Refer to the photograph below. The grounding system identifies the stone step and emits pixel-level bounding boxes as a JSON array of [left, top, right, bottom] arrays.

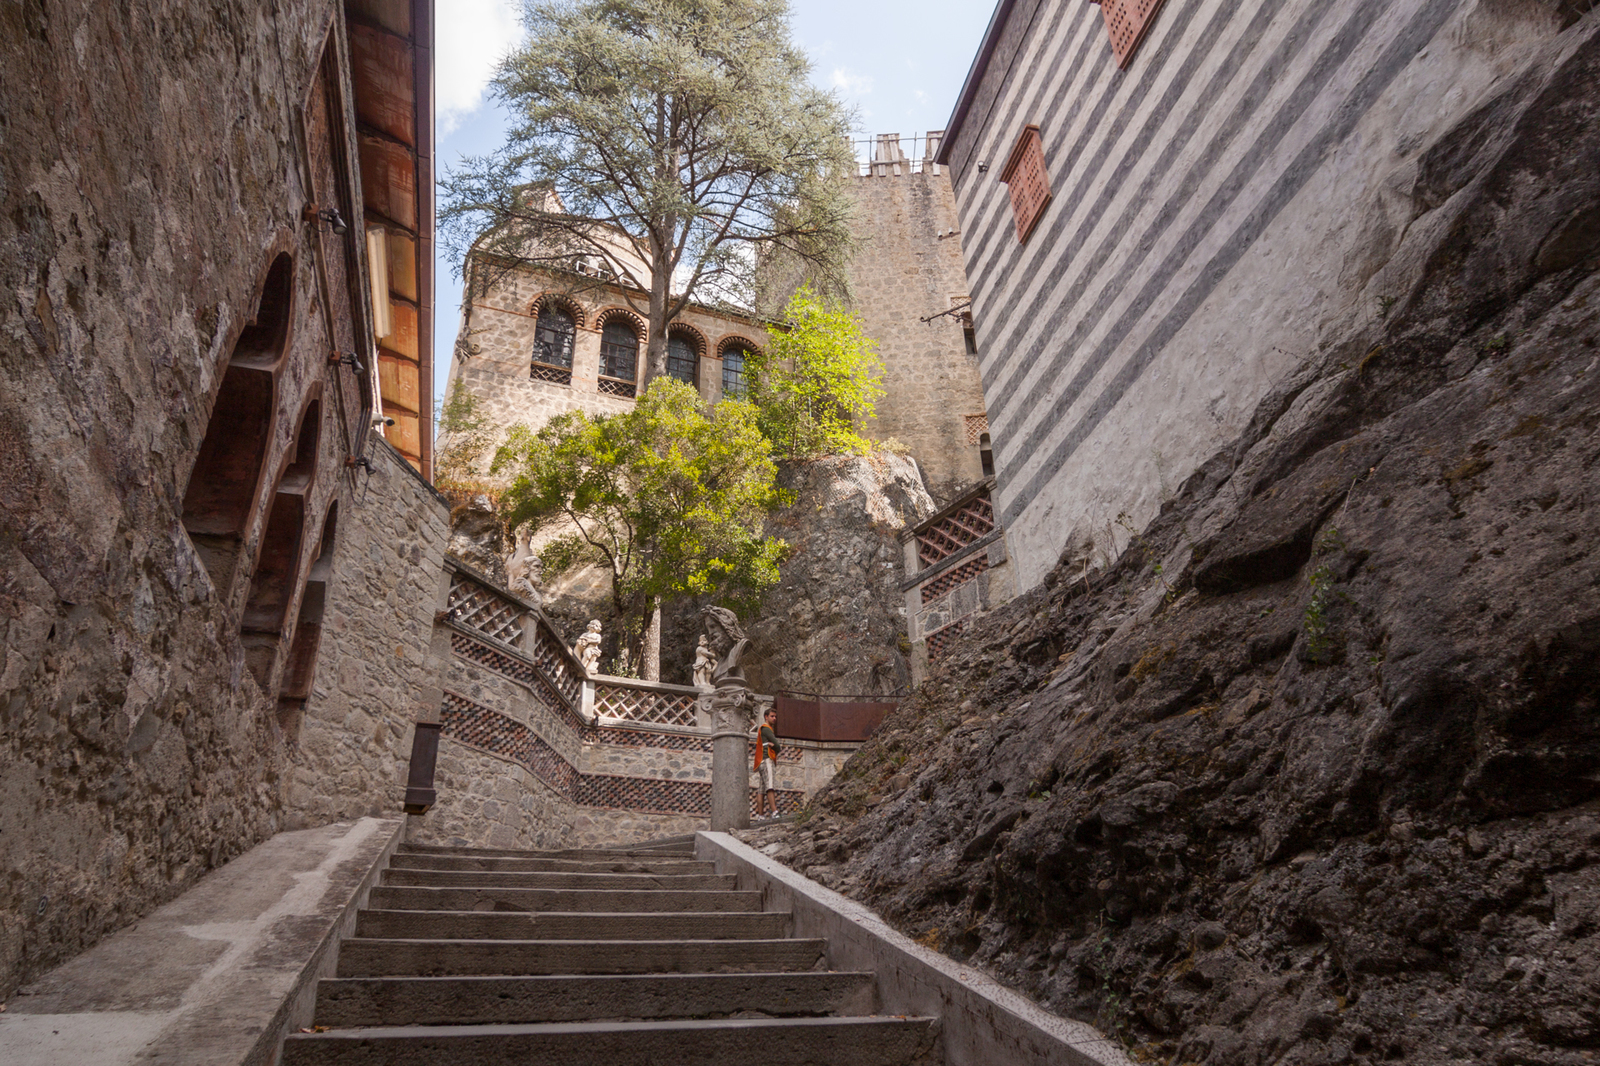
[[311, 971, 879, 1027], [336, 937, 829, 978], [367, 885, 762, 913], [399, 843, 694, 861], [281, 1015, 939, 1066], [387, 853, 716, 875], [381, 868, 737, 891], [354, 908, 790, 941]]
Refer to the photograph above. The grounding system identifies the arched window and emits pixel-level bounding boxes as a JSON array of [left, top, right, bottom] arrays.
[[665, 334, 697, 388], [241, 400, 320, 690], [666, 333, 697, 386], [182, 252, 292, 595], [278, 500, 337, 740], [721, 345, 750, 400], [599, 319, 638, 397], [532, 304, 575, 385]]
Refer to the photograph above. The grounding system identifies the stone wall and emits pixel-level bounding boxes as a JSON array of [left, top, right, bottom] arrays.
[[844, 168, 991, 506], [442, 262, 770, 468], [284, 441, 451, 827], [0, 0, 447, 999], [941, 0, 1585, 592]]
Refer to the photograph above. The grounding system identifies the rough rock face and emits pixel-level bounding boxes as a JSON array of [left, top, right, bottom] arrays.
[[751, 19, 1600, 1066], [446, 495, 507, 586], [740, 453, 935, 697]]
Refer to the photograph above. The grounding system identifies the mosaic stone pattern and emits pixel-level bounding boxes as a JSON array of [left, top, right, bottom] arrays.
[[920, 555, 990, 604], [925, 618, 970, 662], [451, 630, 585, 729]]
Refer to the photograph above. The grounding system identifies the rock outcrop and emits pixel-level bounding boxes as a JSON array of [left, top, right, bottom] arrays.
[[750, 18, 1600, 1065], [739, 452, 935, 697]]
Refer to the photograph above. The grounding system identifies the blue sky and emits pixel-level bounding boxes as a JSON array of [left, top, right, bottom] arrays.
[[428, 0, 998, 414]]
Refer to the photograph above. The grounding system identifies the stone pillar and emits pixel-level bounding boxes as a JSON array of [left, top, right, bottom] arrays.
[[709, 680, 754, 832]]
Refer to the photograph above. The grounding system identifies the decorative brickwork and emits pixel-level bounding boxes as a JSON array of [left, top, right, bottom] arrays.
[[450, 630, 585, 731], [593, 682, 700, 727], [964, 413, 990, 445], [447, 571, 525, 648], [582, 725, 712, 752], [530, 622, 583, 707], [576, 775, 802, 817], [925, 619, 969, 662], [530, 363, 572, 386], [915, 491, 996, 568], [920, 556, 990, 604], [440, 691, 579, 798]]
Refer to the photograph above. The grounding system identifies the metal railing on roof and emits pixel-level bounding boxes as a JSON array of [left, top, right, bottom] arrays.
[[849, 131, 946, 177]]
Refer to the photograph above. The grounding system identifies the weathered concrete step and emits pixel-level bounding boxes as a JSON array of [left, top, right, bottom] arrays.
[[354, 909, 791, 941], [387, 853, 716, 875], [281, 1015, 939, 1066], [312, 971, 879, 1027], [399, 844, 693, 861], [367, 885, 761, 913], [382, 868, 736, 891], [336, 937, 829, 977]]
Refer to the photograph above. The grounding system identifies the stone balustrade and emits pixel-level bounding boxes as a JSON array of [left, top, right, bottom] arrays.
[[417, 559, 857, 849]]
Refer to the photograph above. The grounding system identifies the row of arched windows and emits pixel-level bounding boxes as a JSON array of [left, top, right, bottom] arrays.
[[530, 301, 753, 400]]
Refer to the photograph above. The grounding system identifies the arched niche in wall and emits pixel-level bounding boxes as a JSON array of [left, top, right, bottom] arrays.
[[241, 397, 320, 690], [277, 499, 337, 740], [181, 252, 294, 593]]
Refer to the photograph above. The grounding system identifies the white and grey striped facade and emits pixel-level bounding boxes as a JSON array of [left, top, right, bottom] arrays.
[[939, 0, 1574, 591]]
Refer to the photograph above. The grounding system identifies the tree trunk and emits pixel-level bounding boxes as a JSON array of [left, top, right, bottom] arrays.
[[641, 597, 661, 682]]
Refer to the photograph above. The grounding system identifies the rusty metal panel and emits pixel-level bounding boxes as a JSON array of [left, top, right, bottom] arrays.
[[774, 696, 895, 742], [403, 721, 442, 814]]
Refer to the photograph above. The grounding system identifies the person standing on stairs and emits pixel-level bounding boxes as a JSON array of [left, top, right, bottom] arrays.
[[755, 708, 781, 820]]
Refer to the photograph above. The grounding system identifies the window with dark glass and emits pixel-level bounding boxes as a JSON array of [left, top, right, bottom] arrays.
[[721, 346, 749, 399], [533, 306, 576, 369], [667, 334, 698, 385], [599, 319, 638, 395]]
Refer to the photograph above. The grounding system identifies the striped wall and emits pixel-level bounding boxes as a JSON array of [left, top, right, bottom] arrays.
[[946, 0, 1570, 590]]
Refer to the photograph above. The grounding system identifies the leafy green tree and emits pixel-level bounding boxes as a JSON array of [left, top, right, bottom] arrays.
[[441, 0, 856, 386], [746, 286, 884, 457], [493, 378, 785, 679]]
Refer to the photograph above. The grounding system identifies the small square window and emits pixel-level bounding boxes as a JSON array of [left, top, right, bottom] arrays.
[[1000, 125, 1051, 243]]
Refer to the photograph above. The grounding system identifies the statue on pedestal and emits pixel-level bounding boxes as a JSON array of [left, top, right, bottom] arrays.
[[574, 619, 602, 673], [699, 605, 750, 685], [700, 605, 757, 832], [692, 636, 716, 690], [506, 526, 542, 606]]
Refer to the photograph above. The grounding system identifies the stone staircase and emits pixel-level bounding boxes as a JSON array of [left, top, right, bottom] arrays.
[[280, 839, 941, 1065]]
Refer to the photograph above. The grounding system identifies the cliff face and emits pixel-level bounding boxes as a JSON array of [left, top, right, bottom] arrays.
[[741, 452, 935, 696], [752, 18, 1600, 1065]]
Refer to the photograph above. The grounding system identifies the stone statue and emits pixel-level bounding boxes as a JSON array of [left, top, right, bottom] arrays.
[[692, 636, 716, 690], [506, 525, 542, 605], [699, 605, 750, 685], [574, 619, 602, 673]]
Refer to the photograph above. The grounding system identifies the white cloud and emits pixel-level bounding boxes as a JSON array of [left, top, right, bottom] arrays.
[[436, 0, 524, 135], [829, 67, 874, 99]]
